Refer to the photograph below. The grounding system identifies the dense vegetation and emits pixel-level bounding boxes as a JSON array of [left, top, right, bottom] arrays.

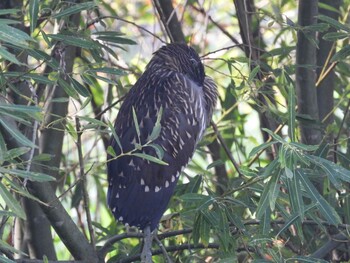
[[1, 0, 350, 262]]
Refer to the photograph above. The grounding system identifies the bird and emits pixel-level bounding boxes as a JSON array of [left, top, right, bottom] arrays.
[[107, 43, 217, 258]]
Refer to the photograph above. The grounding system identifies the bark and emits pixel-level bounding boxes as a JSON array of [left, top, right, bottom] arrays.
[[317, 0, 340, 134], [234, 0, 279, 159], [296, 0, 322, 145], [152, 0, 186, 43]]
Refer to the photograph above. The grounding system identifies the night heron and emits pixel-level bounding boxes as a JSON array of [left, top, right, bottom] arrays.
[[107, 43, 217, 260]]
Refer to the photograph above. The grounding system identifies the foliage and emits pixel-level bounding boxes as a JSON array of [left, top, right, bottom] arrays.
[[1, 0, 350, 262]]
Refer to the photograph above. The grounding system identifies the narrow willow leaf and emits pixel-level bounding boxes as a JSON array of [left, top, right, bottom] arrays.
[[148, 106, 163, 141], [318, 15, 350, 32], [88, 67, 125, 75], [297, 170, 341, 225], [261, 208, 271, 235], [0, 47, 23, 65], [256, 183, 272, 219], [323, 32, 349, 41], [0, 9, 20, 15], [95, 36, 137, 45], [305, 155, 342, 189], [70, 78, 90, 97], [249, 141, 277, 158], [106, 146, 116, 157], [0, 25, 34, 47], [107, 120, 122, 151], [0, 254, 16, 263], [262, 128, 284, 143], [29, 0, 39, 34], [132, 153, 168, 166], [0, 167, 55, 182], [2, 147, 30, 161], [0, 119, 37, 148], [290, 256, 328, 263], [287, 84, 296, 141], [132, 107, 140, 139], [248, 65, 260, 83], [147, 144, 164, 160], [330, 45, 350, 62], [0, 182, 26, 219], [52, 1, 97, 19], [269, 171, 281, 211], [48, 34, 99, 49], [0, 19, 21, 25], [58, 78, 79, 100], [308, 155, 350, 184], [207, 159, 224, 170]]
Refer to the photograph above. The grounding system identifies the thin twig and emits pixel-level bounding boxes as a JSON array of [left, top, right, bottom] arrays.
[[86, 16, 166, 43], [23, 81, 39, 187], [75, 117, 95, 248], [211, 120, 243, 177]]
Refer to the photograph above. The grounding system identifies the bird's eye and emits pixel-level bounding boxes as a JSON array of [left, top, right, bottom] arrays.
[[189, 58, 198, 66]]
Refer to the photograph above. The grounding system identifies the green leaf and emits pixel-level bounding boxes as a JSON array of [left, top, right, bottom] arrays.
[[318, 15, 350, 32], [256, 182, 271, 219], [323, 32, 349, 41], [262, 128, 284, 143], [290, 256, 328, 263], [148, 106, 163, 141], [87, 67, 125, 75], [287, 84, 296, 141], [29, 0, 39, 34], [330, 45, 350, 62], [48, 33, 99, 49], [132, 153, 168, 166], [0, 119, 37, 148], [147, 144, 164, 160], [95, 35, 137, 45], [0, 9, 20, 16], [132, 107, 140, 139], [70, 78, 90, 97], [2, 147, 30, 161], [108, 120, 122, 152], [0, 24, 34, 47], [297, 170, 341, 225], [52, 1, 97, 19], [269, 171, 281, 211], [0, 47, 24, 65], [307, 155, 350, 186], [58, 78, 79, 100], [107, 146, 116, 157], [0, 19, 21, 25], [0, 167, 55, 182], [0, 182, 26, 219], [249, 141, 277, 158], [0, 254, 16, 263], [248, 65, 260, 83]]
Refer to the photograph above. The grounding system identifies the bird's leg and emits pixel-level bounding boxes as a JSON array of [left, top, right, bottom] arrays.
[[141, 225, 153, 263], [153, 233, 172, 263]]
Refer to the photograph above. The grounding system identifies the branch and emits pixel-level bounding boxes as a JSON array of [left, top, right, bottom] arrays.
[[152, 0, 185, 43], [211, 121, 242, 177], [75, 117, 95, 248]]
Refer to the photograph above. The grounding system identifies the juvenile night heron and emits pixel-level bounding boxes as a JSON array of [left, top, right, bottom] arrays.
[[107, 43, 217, 260]]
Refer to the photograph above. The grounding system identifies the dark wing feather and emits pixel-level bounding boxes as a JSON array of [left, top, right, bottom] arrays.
[[107, 71, 208, 230]]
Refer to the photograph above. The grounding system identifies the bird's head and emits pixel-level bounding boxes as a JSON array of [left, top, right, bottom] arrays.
[[147, 43, 205, 85]]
